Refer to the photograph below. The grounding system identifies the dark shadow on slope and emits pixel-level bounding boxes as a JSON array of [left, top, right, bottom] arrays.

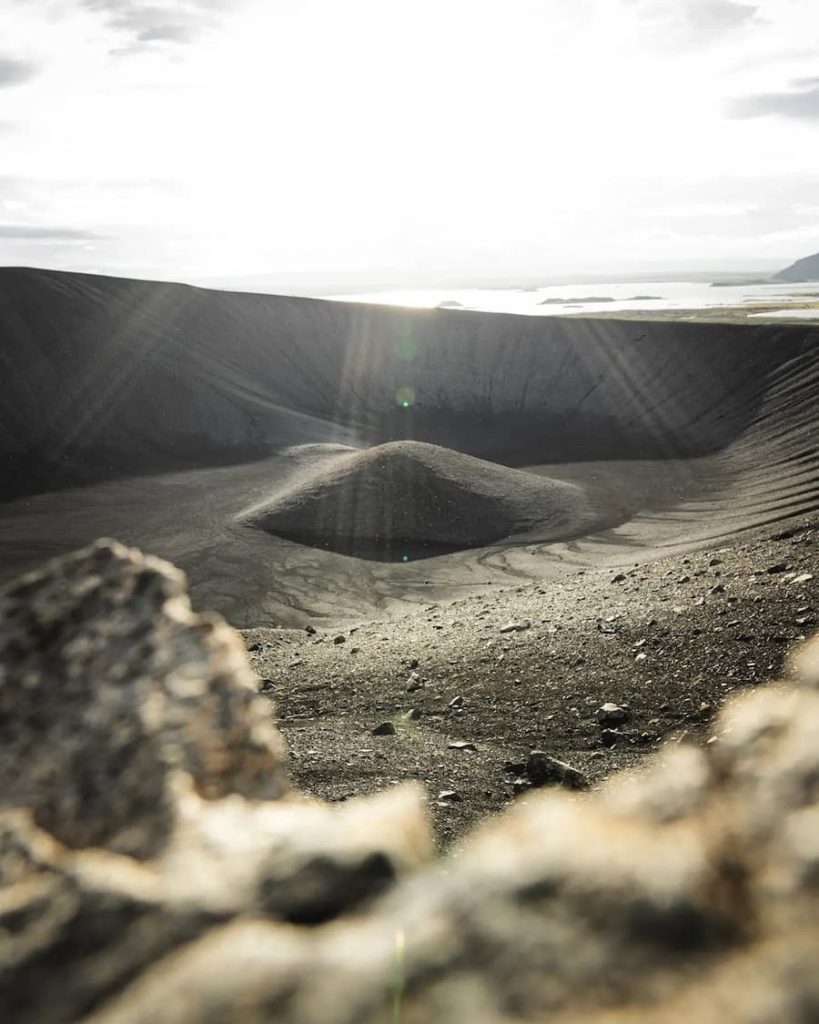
[[273, 532, 477, 562]]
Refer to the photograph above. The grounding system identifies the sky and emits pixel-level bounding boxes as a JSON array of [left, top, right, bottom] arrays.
[[0, 0, 818, 292]]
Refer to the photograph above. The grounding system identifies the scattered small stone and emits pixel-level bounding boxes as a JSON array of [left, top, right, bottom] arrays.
[[448, 696, 465, 709], [525, 751, 589, 790], [767, 562, 790, 574], [405, 709, 421, 721], [305, 625, 316, 635], [500, 620, 531, 633], [710, 584, 726, 594], [350, 647, 360, 654], [612, 573, 627, 583], [247, 642, 261, 652], [258, 678, 275, 693], [333, 635, 346, 645], [406, 672, 424, 692], [601, 729, 619, 748], [677, 575, 690, 584], [437, 790, 462, 804], [709, 557, 723, 566], [408, 658, 420, 669], [791, 573, 814, 585], [448, 740, 478, 753], [597, 702, 631, 727], [502, 760, 526, 775], [371, 722, 396, 736]]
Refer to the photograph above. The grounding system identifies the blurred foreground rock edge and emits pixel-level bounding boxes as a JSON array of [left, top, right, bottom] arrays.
[[1, 539, 818, 1024]]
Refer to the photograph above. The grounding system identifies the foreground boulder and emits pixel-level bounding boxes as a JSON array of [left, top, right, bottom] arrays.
[[1, 541, 819, 1023], [0, 540, 288, 857]]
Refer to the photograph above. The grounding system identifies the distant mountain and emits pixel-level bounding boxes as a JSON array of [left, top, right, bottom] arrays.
[[772, 251, 819, 283]]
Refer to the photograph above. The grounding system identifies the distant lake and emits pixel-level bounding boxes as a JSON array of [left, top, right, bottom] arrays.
[[328, 279, 819, 320]]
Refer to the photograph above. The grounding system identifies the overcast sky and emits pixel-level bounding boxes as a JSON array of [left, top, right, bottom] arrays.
[[1, 0, 818, 291]]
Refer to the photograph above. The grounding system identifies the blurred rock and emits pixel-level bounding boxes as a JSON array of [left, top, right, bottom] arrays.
[[2, 541, 819, 1024], [0, 540, 287, 858]]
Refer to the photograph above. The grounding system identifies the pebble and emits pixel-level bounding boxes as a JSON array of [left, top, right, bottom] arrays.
[[371, 722, 396, 736], [437, 790, 462, 804], [500, 620, 531, 633], [448, 696, 465, 709], [449, 740, 478, 753], [525, 751, 589, 790], [597, 702, 631, 727], [406, 671, 424, 692], [333, 635, 346, 645]]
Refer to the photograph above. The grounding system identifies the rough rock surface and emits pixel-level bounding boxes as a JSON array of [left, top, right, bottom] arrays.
[[0, 539, 288, 856], [2, 542, 819, 1023]]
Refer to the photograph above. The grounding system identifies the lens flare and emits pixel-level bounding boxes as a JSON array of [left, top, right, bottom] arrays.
[[395, 386, 415, 408]]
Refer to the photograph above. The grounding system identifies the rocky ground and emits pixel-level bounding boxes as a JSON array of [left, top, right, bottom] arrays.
[[246, 517, 819, 848], [3, 536, 819, 1024]]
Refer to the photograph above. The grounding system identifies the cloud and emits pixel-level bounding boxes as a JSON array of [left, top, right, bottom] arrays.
[[727, 83, 819, 120], [0, 225, 107, 241], [625, 0, 760, 43], [685, 0, 759, 33], [79, 1, 235, 52], [136, 24, 193, 43], [0, 56, 39, 88], [640, 201, 759, 219], [622, 0, 765, 48]]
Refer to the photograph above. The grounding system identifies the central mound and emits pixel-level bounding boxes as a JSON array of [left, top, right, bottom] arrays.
[[242, 441, 589, 561]]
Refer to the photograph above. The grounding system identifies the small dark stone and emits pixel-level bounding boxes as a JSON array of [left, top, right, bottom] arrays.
[[525, 751, 589, 790], [597, 702, 631, 727], [371, 722, 396, 736], [767, 562, 789, 574], [333, 635, 346, 645], [601, 729, 619, 748], [258, 678, 275, 693], [305, 625, 317, 635], [247, 642, 261, 652]]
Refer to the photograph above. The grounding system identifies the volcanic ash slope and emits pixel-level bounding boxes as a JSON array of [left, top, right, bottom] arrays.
[[240, 441, 593, 556]]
